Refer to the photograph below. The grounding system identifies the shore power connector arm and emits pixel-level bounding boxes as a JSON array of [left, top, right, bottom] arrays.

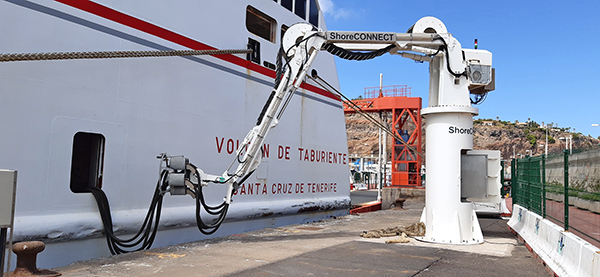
[[161, 17, 494, 211], [159, 24, 327, 204]]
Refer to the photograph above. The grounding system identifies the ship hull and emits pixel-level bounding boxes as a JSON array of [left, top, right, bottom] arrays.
[[0, 0, 349, 267]]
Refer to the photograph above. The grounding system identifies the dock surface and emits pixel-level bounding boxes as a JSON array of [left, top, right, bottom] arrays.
[[53, 199, 549, 276]]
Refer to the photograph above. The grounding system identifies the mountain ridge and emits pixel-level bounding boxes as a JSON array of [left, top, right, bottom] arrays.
[[345, 114, 600, 160]]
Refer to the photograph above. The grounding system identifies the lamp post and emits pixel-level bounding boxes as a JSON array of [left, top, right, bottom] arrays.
[[559, 136, 572, 155], [545, 125, 548, 156], [559, 137, 566, 151], [570, 134, 572, 154]]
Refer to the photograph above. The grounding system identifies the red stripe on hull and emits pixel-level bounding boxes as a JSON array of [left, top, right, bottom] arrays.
[[55, 0, 340, 101]]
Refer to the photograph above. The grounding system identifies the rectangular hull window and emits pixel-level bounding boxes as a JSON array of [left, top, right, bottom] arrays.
[[295, 0, 306, 19], [309, 0, 319, 26], [281, 0, 292, 12], [70, 132, 105, 193], [246, 6, 276, 43]]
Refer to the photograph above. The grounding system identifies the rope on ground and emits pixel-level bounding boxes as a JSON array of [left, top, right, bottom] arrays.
[[360, 222, 425, 244], [0, 49, 252, 62]]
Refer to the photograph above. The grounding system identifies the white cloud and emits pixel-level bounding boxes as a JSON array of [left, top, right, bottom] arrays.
[[320, 0, 334, 13], [319, 0, 353, 20]]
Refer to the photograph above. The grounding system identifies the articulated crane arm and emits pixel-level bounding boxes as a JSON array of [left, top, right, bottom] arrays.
[[160, 17, 494, 235], [159, 24, 328, 205]]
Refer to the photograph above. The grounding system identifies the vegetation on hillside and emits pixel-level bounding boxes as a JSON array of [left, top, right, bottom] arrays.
[[473, 118, 600, 159]]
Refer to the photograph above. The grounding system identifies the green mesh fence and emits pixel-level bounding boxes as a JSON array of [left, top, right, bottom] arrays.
[[512, 150, 600, 248]]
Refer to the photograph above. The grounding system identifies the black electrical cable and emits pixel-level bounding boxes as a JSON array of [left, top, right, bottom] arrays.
[[429, 46, 443, 57], [256, 90, 276, 126], [184, 162, 230, 234], [470, 92, 488, 105], [322, 43, 396, 61], [94, 173, 164, 254], [274, 45, 284, 89], [194, 185, 229, 235], [87, 170, 168, 255], [189, 163, 228, 212], [433, 36, 467, 78]]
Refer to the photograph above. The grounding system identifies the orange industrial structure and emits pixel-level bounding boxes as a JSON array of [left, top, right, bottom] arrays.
[[344, 85, 423, 187]]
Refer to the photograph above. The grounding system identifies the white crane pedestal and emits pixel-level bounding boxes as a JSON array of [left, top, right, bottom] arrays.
[[399, 16, 494, 245], [418, 107, 483, 244]]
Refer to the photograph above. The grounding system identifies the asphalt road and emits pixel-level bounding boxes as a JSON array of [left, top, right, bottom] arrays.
[[54, 200, 550, 277], [350, 189, 378, 206], [228, 217, 548, 277]]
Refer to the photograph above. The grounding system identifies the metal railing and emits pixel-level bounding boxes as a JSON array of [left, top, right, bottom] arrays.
[[512, 150, 600, 248], [363, 85, 411, 99]]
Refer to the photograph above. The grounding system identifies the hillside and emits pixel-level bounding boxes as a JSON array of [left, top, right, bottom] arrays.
[[345, 114, 600, 160], [472, 119, 599, 158]]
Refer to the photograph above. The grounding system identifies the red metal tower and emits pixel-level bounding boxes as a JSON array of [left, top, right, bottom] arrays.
[[344, 85, 422, 187]]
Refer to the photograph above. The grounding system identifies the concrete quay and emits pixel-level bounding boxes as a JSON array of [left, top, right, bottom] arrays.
[[51, 199, 549, 277]]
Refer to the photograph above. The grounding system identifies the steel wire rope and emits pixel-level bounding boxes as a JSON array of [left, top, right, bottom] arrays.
[[0, 49, 252, 62], [308, 74, 424, 159], [251, 31, 425, 158], [1, 47, 253, 243], [306, 37, 425, 157]]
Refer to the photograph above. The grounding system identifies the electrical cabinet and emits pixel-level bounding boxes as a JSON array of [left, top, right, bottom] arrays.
[[0, 170, 17, 228], [461, 150, 501, 203]]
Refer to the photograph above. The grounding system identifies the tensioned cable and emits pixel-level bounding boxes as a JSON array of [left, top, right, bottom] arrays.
[[0, 49, 252, 62], [308, 74, 424, 159]]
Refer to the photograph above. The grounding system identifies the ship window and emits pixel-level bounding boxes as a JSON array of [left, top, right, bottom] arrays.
[[70, 132, 105, 193], [308, 0, 319, 26], [295, 0, 306, 19], [281, 0, 292, 12], [246, 6, 276, 43], [263, 61, 276, 70]]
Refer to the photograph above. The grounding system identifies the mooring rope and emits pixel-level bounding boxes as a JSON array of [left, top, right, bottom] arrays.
[[0, 49, 252, 62]]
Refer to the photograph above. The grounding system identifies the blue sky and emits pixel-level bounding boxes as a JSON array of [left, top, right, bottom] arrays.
[[320, 0, 600, 137]]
